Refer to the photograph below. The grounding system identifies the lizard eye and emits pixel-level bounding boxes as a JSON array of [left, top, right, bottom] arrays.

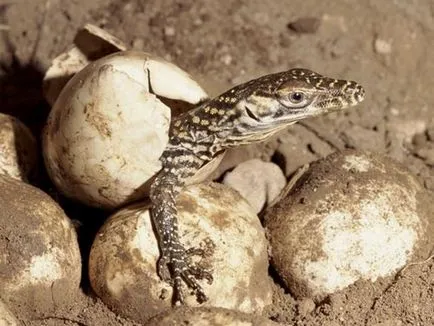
[[288, 91, 305, 104], [279, 90, 311, 108]]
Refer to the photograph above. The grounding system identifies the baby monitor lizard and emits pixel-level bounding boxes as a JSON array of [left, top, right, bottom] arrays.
[[149, 68, 365, 304]]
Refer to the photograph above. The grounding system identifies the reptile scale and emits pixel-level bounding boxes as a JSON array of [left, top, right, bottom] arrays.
[[149, 68, 365, 304]]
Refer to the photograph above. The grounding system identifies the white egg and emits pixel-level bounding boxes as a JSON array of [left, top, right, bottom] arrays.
[[43, 50, 208, 209], [89, 183, 272, 323], [265, 150, 433, 301], [0, 176, 81, 319]]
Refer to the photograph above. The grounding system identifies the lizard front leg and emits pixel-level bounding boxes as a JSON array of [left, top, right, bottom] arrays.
[[149, 151, 213, 304]]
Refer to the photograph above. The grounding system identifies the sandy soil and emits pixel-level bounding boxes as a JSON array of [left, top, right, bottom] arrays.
[[0, 0, 433, 325]]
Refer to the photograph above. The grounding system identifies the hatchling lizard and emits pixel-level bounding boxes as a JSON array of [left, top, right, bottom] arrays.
[[149, 68, 365, 304]]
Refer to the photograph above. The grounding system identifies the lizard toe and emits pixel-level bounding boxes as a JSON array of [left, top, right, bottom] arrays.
[[157, 254, 172, 283]]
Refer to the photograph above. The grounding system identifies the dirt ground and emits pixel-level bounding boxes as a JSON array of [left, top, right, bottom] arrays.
[[0, 0, 433, 325]]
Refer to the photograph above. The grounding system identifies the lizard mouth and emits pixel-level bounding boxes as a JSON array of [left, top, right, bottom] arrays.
[[244, 105, 261, 122]]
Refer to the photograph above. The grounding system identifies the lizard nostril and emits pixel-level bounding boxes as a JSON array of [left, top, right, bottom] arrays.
[[355, 86, 366, 102]]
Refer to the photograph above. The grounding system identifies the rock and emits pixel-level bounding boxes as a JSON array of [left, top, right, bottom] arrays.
[[341, 125, 385, 152], [164, 26, 176, 37], [223, 159, 286, 213], [274, 124, 334, 177], [210, 135, 279, 179], [386, 119, 426, 162], [374, 37, 392, 54], [287, 17, 321, 34], [297, 298, 316, 317]]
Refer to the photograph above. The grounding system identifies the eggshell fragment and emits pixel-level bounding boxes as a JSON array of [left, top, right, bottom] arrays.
[[43, 23, 127, 106]]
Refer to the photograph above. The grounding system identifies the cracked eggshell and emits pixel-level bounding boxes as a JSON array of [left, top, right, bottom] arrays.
[[0, 176, 81, 319], [43, 23, 128, 106], [145, 306, 282, 326], [43, 50, 208, 209], [88, 182, 272, 323], [265, 150, 433, 301], [0, 113, 38, 182]]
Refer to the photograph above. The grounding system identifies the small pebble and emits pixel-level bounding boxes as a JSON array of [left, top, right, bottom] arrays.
[[374, 37, 392, 54], [221, 54, 232, 65], [341, 125, 385, 152], [164, 26, 176, 37], [287, 17, 321, 34], [193, 18, 203, 26], [223, 159, 286, 213], [297, 298, 316, 316], [123, 2, 133, 12], [387, 119, 426, 144], [390, 107, 400, 116]]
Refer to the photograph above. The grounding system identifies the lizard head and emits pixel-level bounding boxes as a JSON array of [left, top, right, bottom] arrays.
[[236, 68, 365, 134], [274, 68, 365, 114]]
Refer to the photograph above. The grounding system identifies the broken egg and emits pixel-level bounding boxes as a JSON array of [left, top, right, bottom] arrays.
[[43, 50, 208, 209]]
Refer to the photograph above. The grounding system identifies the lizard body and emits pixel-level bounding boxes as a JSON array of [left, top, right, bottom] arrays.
[[149, 68, 365, 304]]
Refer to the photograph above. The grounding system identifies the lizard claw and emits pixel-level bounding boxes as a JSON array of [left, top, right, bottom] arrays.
[[172, 260, 210, 305], [173, 275, 185, 305], [185, 246, 205, 256], [186, 264, 213, 284], [159, 242, 213, 304]]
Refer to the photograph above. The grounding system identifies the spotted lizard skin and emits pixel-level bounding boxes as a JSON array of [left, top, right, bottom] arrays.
[[149, 68, 365, 304]]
